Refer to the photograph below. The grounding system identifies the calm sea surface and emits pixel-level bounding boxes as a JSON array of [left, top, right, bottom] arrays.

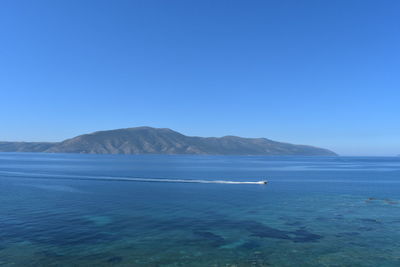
[[1, 153, 400, 266]]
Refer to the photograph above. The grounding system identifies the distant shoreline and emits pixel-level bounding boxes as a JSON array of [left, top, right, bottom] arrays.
[[0, 126, 337, 156]]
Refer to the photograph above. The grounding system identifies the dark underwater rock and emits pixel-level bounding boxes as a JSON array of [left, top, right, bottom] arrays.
[[107, 256, 123, 264], [242, 220, 291, 240], [241, 240, 261, 249], [359, 218, 382, 224], [358, 226, 374, 231], [193, 231, 225, 246], [384, 199, 398, 205], [284, 221, 303, 226], [243, 220, 322, 242], [335, 232, 361, 237], [250, 227, 291, 240], [291, 229, 323, 242]]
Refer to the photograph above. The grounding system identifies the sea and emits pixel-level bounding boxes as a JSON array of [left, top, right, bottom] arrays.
[[1, 153, 400, 266]]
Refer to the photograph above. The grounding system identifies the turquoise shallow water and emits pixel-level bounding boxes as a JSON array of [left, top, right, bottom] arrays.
[[1, 153, 400, 266]]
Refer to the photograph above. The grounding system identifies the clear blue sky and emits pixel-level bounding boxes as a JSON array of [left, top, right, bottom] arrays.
[[1, 0, 399, 156]]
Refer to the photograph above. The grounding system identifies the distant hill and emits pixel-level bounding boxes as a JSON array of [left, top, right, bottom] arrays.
[[0, 127, 337, 156], [0, 142, 55, 152]]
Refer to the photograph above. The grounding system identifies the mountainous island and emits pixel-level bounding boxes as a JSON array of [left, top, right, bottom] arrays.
[[0, 127, 337, 156]]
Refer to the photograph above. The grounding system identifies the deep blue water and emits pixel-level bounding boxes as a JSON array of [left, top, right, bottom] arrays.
[[1, 153, 400, 266]]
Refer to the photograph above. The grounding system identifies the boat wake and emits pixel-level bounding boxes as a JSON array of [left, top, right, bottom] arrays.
[[0, 171, 267, 185]]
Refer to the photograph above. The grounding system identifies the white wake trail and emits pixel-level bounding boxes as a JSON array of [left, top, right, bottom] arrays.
[[0, 171, 268, 185]]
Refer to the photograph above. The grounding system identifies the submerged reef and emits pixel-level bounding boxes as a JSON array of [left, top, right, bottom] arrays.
[[187, 219, 323, 245], [241, 220, 322, 242]]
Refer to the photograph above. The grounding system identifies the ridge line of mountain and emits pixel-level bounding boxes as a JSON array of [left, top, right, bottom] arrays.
[[0, 126, 337, 156]]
